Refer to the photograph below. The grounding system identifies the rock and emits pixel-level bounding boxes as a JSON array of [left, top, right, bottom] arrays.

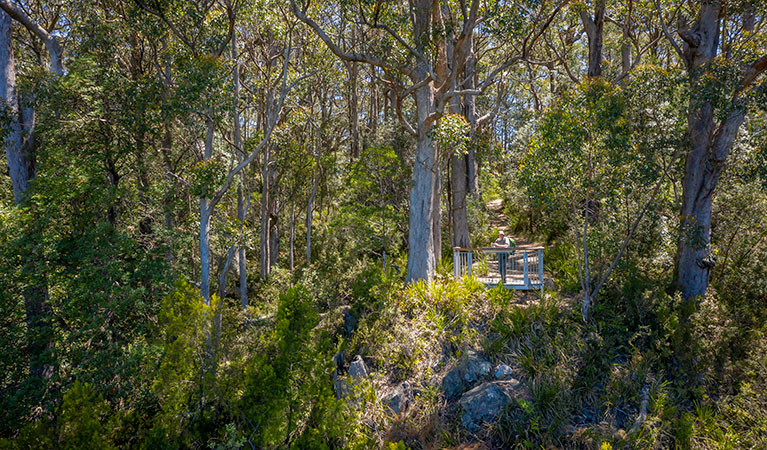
[[332, 372, 350, 399], [493, 363, 514, 379], [343, 308, 358, 337], [459, 380, 529, 432], [442, 368, 464, 400], [386, 382, 412, 415], [441, 349, 492, 400], [332, 352, 345, 374], [348, 355, 368, 380], [442, 368, 463, 400], [462, 350, 492, 383]]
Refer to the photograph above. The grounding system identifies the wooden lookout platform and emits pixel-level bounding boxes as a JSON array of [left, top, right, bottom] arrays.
[[453, 247, 545, 292]]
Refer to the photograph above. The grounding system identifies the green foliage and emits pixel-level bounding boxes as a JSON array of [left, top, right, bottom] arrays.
[[189, 159, 227, 198], [58, 382, 115, 450], [2, 0, 767, 448], [152, 278, 220, 442], [434, 114, 470, 155], [238, 285, 359, 448]]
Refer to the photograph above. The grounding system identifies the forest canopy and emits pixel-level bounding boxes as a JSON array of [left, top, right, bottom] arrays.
[[1, 0, 766, 448]]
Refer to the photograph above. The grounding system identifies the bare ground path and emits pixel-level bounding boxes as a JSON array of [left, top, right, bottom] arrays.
[[485, 198, 542, 251]]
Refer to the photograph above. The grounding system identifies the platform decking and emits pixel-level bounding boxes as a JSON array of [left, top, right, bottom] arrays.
[[453, 247, 544, 291]]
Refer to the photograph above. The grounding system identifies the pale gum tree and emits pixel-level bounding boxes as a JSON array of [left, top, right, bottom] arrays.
[[292, 0, 567, 281], [656, 1, 767, 302], [136, 0, 306, 303], [0, 0, 64, 387]]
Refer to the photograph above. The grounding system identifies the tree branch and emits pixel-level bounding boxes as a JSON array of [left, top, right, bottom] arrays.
[[134, 0, 197, 53], [654, 0, 688, 68], [739, 54, 767, 90], [209, 48, 312, 210], [290, 0, 397, 74], [0, 0, 63, 74]]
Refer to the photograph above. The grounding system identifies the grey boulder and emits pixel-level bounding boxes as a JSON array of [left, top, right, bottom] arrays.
[[493, 363, 514, 379], [385, 382, 412, 415], [459, 379, 528, 432], [348, 355, 368, 380], [441, 350, 492, 400]]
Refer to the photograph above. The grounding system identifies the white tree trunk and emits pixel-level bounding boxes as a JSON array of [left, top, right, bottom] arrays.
[[232, 26, 248, 309], [306, 172, 319, 264], [289, 202, 295, 271], [406, 84, 437, 282], [260, 143, 271, 279], [1, 12, 31, 204], [200, 115, 214, 303]]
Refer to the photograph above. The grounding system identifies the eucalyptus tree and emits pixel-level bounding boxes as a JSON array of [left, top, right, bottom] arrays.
[[0, 0, 67, 394], [578, 0, 606, 78], [136, 0, 307, 302], [292, 0, 567, 281], [657, 1, 767, 301]]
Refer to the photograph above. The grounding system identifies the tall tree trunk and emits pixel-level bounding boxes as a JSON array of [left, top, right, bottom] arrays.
[[449, 79, 469, 248], [2, 11, 53, 386], [269, 204, 279, 268], [675, 3, 736, 302], [306, 171, 319, 264], [232, 26, 247, 309], [464, 34, 480, 196], [347, 61, 359, 159], [369, 66, 378, 139], [581, 0, 605, 78], [200, 114, 214, 303], [260, 143, 271, 279], [621, 0, 633, 77], [450, 153, 470, 248], [405, 0, 439, 282], [432, 162, 442, 266], [406, 82, 437, 281]]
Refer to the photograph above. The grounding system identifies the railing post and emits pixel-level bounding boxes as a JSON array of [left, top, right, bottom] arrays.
[[538, 249, 544, 286], [467, 251, 473, 277], [523, 251, 529, 286], [453, 249, 459, 279]]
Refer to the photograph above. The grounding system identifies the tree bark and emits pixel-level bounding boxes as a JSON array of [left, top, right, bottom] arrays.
[[232, 26, 247, 309], [260, 143, 271, 279], [432, 159, 442, 266], [450, 152, 470, 248], [269, 204, 279, 268], [2, 10, 53, 386], [580, 0, 605, 78], [402, 1, 438, 280], [369, 65, 378, 139], [674, 2, 735, 302], [1, 12, 32, 204], [464, 34, 480, 196], [200, 114, 214, 303], [406, 84, 438, 281], [347, 60, 359, 159], [621, 0, 633, 77]]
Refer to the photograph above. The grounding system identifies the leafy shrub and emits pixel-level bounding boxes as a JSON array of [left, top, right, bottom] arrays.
[[58, 381, 114, 450]]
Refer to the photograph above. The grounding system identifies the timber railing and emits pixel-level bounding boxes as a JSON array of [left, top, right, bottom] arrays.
[[453, 247, 544, 291]]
